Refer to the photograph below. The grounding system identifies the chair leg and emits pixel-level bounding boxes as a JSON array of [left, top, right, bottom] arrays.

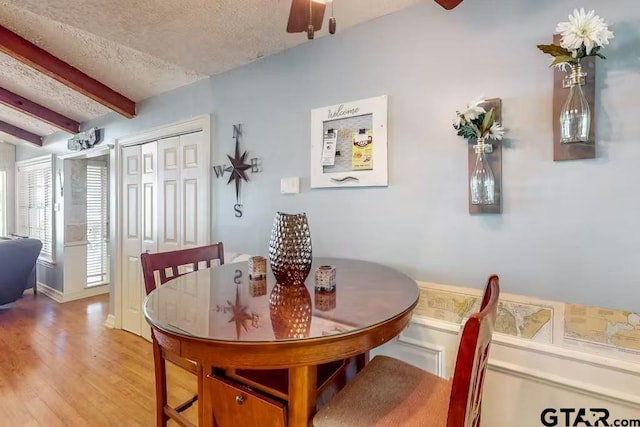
[[198, 365, 206, 427], [356, 351, 369, 372], [152, 335, 169, 427]]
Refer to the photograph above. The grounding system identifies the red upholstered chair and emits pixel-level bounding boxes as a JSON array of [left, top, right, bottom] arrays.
[[313, 275, 500, 427], [141, 242, 225, 427]]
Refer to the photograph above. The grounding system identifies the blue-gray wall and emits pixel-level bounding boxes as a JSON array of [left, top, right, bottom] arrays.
[[19, 0, 639, 311]]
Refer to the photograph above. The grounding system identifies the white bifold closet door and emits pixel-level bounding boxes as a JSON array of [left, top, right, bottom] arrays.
[[121, 131, 209, 339]]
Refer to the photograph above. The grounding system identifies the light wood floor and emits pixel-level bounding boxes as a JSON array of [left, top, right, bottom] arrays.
[[0, 292, 197, 426]]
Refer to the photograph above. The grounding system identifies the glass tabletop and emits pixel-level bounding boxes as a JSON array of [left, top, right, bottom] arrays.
[[144, 257, 419, 343]]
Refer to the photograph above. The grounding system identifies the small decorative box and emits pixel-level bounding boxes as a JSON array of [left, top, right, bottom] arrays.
[[248, 256, 267, 279], [314, 265, 336, 291]]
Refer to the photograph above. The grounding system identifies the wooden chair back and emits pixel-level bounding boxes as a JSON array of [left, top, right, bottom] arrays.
[[140, 242, 225, 295], [447, 275, 500, 427]]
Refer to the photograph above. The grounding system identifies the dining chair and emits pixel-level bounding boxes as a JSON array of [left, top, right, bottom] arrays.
[[140, 242, 225, 427], [313, 275, 500, 427]]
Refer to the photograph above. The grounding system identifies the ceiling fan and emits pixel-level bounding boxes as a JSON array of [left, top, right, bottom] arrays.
[[287, 0, 464, 40], [434, 0, 464, 10], [286, 0, 332, 40]]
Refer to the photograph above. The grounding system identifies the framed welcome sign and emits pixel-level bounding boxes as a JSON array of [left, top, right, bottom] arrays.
[[310, 95, 388, 188]]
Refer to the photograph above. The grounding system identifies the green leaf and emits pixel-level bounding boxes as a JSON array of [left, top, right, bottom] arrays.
[[551, 55, 576, 67], [595, 53, 607, 60], [575, 45, 587, 60], [469, 122, 481, 137], [537, 44, 572, 57], [481, 108, 495, 134], [456, 124, 476, 139]]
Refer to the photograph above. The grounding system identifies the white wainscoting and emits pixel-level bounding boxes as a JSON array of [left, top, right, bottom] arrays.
[[372, 316, 640, 427]]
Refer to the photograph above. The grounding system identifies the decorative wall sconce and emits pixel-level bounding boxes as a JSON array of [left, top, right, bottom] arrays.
[[537, 9, 614, 161], [453, 98, 503, 214], [552, 36, 596, 161]]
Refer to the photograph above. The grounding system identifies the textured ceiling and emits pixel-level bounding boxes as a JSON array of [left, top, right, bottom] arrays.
[[0, 0, 423, 145]]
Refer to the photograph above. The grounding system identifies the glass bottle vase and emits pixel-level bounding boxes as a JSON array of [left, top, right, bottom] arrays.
[[470, 140, 495, 205], [560, 63, 591, 144]]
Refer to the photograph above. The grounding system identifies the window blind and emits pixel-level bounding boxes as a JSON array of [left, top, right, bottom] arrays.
[[87, 162, 108, 285], [16, 158, 54, 261]]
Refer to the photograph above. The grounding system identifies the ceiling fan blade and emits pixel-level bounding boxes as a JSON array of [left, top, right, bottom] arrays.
[[287, 0, 326, 33], [434, 0, 464, 10]]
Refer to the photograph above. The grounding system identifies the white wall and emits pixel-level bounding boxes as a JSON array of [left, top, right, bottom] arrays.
[[0, 142, 15, 234], [17, 0, 640, 312]]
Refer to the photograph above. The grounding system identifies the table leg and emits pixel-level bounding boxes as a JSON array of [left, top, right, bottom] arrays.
[[288, 365, 317, 427]]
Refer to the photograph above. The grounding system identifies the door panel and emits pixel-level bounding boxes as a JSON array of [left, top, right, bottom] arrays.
[[180, 131, 208, 249], [139, 142, 158, 340], [158, 137, 181, 253], [121, 145, 142, 336], [163, 180, 178, 244], [126, 256, 141, 313], [141, 142, 158, 255], [183, 179, 198, 246]]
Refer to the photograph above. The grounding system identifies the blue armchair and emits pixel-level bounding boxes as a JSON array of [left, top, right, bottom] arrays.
[[0, 238, 42, 306]]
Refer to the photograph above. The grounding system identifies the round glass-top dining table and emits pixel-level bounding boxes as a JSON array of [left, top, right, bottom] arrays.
[[144, 257, 419, 427]]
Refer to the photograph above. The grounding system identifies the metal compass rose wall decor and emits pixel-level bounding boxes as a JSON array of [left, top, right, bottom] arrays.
[[213, 124, 262, 217]]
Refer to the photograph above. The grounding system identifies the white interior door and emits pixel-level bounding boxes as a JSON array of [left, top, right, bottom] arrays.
[[177, 132, 211, 333], [180, 131, 209, 249], [156, 132, 211, 334], [120, 129, 209, 338], [121, 145, 143, 336], [157, 132, 208, 251]]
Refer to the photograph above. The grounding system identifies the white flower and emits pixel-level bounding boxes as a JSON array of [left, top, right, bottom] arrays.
[[459, 97, 486, 122], [556, 9, 614, 55], [487, 122, 504, 141], [453, 113, 465, 128]]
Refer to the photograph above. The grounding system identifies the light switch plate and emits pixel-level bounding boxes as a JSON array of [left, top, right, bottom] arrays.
[[281, 177, 300, 194]]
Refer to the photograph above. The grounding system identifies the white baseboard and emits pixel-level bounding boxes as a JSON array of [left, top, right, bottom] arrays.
[[62, 285, 110, 302], [104, 314, 115, 329], [37, 282, 64, 302], [36, 281, 109, 303]]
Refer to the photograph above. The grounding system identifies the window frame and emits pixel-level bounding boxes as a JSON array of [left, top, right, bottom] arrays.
[[15, 155, 55, 264], [86, 160, 109, 286]]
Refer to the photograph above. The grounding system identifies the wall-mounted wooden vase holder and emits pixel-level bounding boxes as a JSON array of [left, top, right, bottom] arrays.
[[468, 97, 502, 214], [552, 34, 596, 161]]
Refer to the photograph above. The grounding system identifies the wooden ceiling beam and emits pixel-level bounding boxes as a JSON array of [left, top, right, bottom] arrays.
[[0, 87, 80, 134], [0, 25, 136, 118], [0, 120, 42, 146]]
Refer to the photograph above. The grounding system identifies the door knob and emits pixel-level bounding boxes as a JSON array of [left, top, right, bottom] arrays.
[[235, 394, 245, 405]]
